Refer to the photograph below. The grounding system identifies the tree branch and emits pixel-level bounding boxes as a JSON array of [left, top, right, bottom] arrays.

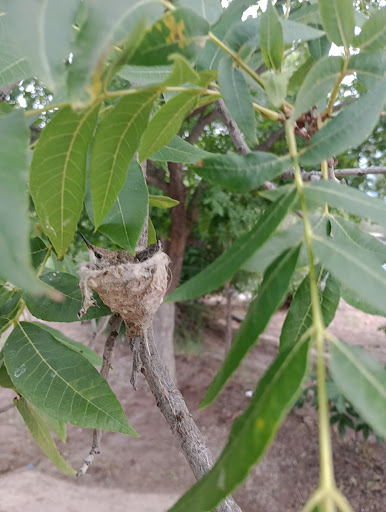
[[187, 109, 220, 145], [146, 161, 169, 193], [256, 127, 285, 152], [281, 166, 386, 180]]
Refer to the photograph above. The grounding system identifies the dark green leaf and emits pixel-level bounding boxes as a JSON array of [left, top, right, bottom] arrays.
[[0, 361, 15, 389], [287, 57, 314, 96], [308, 35, 331, 61], [280, 266, 340, 352], [330, 340, 386, 439], [4, 322, 137, 435], [355, 8, 386, 53], [150, 135, 210, 163], [202, 244, 301, 408], [0, 110, 42, 293], [90, 90, 158, 229], [139, 91, 200, 162], [260, 2, 283, 71], [169, 336, 311, 512], [348, 52, 386, 86], [30, 238, 48, 269], [25, 272, 112, 322], [318, 0, 354, 48], [30, 105, 99, 259], [218, 55, 256, 145], [304, 180, 386, 227], [299, 81, 386, 166], [167, 187, 296, 302], [149, 195, 179, 208], [196, 152, 292, 192], [15, 398, 75, 475]]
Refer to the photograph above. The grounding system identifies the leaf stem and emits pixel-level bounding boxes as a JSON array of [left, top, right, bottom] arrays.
[[301, 489, 324, 512], [320, 160, 329, 216], [37, 246, 52, 279], [332, 488, 355, 512]]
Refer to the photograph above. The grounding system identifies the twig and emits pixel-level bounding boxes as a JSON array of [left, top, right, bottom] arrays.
[[77, 314, 122, 477], [281, 167, 386, 180], [129, 336, 142, 390]]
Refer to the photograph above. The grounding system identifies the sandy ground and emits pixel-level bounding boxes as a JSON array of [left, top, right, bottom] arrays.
[[0, 300, 385, 512]]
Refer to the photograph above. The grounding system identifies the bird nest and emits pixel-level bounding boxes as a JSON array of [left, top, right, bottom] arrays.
[[78, 252, 170, 337]]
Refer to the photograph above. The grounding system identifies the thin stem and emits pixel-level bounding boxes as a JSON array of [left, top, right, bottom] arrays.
[[253, 101, 284, 122], [320, 160, 329, 216], [37, 246, 52, 279], [285, 0, 291, 18], [285, 121, 336, 512], [323, 56, 349, 117], [301, 489, 324, 512]]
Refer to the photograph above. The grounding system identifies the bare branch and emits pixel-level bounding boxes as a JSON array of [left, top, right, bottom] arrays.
[[187, 109, 220, 145], [146, 161, 169, 193], [77, 314, 123, 477], [281, 167, 386, 180]]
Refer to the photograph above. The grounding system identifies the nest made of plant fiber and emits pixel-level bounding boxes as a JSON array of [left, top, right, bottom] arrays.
[[78, 252, 170, 337]]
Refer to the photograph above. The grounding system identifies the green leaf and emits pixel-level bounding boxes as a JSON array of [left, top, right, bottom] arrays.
[[94, 160, 148, 253], [0, 37, 31, 87], [30, 238, 48, 269], [176, 0, 222, 25], [260, 2, 283, 71], [5, 0, 79, 91], [90, 90, 158, 229], [348, 52, 386, 85], [0, 360, 15, 389], [169, 335, 311, 512], [218, 55, 256, 145], [0, 284, 15, 309], [30, 322, 103, 367], [355, 8, 386, 53], [118, 65, 173, 85], [280, 266, 340, 352], [196, 152, 292, 193], [0, 110, 42, 293], [139, 90, 200, 162], [289, 3, 321, 25], [162, 54, 200, 87], [15, 397, 76, 475], [340, 286, 385, 317], [287, 57, 314, 96], [149, 195, 179, 209], [25, 272, 112, 322], [280, 19, 325, 44], [313, 236, 386, 316], [4, 322, 137, 435], [291, 57, 344, 121], [318, 0, 354, 48], [150, 135, 210, 163], [330, 339, 386, 439], [299, 81, 386, 166], [167, 187, 296, 302], [67, 0, 164, 102], [148, 217, 157, 245], [202, 244, 301, 408], [38, 411, 67, 443], [304, 180, 386, 228], [265, 71, 289, 109], [307, 34, 331, 61], [0, 290, 23, 328], [30, 105, 99, 259]]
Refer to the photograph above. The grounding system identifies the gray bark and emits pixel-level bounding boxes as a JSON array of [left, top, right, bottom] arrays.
[[153, 302, 177, 383]]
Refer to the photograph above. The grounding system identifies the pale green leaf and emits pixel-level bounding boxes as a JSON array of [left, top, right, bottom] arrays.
[[265, 71, 289, 108], [330, 339, 386, 439], [162, 54, 200, 87], [196, 152, 292, 192], [30, 105, 99, 259], [281, 19, 325, 44], [318, 0, 354, 48], [340, 286, 386, 317], [118, 65, 173, 85], [16, 398, 75, 475], [149, 195, 179, 209], [4, 322, 137, 435], [260, 2, 283, 71], [176, 0, 222, 25], [355, 8, 386, 53], [299, 81, 386, 166], [348, 52, 386, 85], [150, 136, 210, 163], [307, 34, 331, 61], [167, 187, 297, 302], [139, 91, 200, 162], [0, 38, 31, 87], [289, 3, 321, 25], [90, 90, 158, 228], [148, 217, 157, 245], [287, 57, 314, 96], [218, 55, 256, 145], [202, 244, 301, 408], [39, 412, 67, 443]]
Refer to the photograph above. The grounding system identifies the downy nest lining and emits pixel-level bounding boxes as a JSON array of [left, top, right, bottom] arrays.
[[78, 251, 170, 337]]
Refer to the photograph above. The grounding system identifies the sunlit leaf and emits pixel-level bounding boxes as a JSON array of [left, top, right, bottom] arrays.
[[330, 339, 386, 439], [30, 105, 99, 259], [318, 0, 354, 48], [4, 322, 137, 435], [162, 54, 200, 87], [118, 65, 173, 85], [202, 244, 301, 408], [167, 187, 296, 302], [260, 2, 283, 71], [15, 398, 75, 475], [149, 195, 179, 208]]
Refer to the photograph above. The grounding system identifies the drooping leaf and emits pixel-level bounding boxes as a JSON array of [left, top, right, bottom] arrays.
[[202, 244, 301, 408], [169, 335, 311, 512], [92, 160, 148, 253], [30, 322, 103, 367], [176, 0, 223, 25], [4, 322, 137, 435], [330, 339, 386, 439], [24, 272, 112, 322], [355, 8, 386, 53], [318, 0, 354, 48], [15, 398, 75, 475], [118, 65, 173, 85], [280, 266, 340, 352], [260, 2, 283, 71], [167, 187, 297, 302], [304, 180, 386, 228], [149, 135, 210, 163], [299, 81, 386, 166], [90, 90, 158, 228], [280, 19, 325, 44], [139, 90, 200, 162], [291, 57, 344, 121], [5, 0, 79, 91], [218, 55, 256, 145], [0, 110, 42, 293], [195, 152, 292, 192], [38, 411, 67, 443], [149, 195, 179, 209], [30, 105, 99, 259], [67, 0, 164, 102], [0, 360, 15, 389], [313, 236, 386, 315]]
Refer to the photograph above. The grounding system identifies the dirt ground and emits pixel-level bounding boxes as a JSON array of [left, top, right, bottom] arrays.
[[0, 300, 385, 512]]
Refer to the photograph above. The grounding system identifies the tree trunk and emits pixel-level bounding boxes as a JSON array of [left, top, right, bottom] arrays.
[[153, 302, 177, 382]]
